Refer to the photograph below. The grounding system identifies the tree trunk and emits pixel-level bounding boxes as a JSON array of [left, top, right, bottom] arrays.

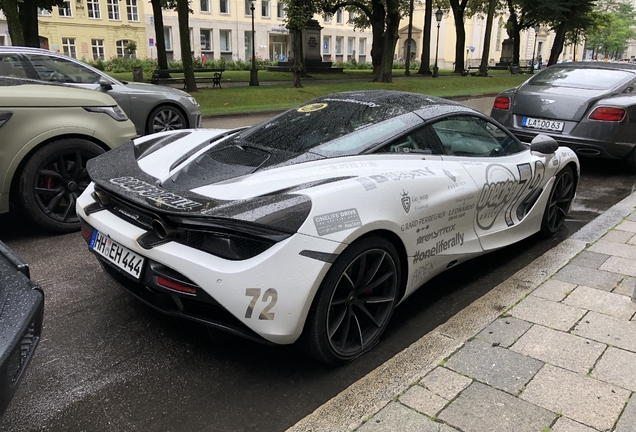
[[450, 5, 466, 73], [370, 0, 385, 78], [404, 0, 414, 76], [417, 0, 432, 75], [19, 0, 39, 47], [2, 0, 25, 46], [547, 20, 568, 67], [151, 0, 169, 73], [177, 0, 196, 92], [379, 1, 400, 83], [291, 28, 303, 88], [478, 0, 496, 76]]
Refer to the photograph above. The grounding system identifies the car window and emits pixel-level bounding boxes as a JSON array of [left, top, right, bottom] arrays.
[[430, 115, 524, 157], [0, 54, 29, 78], [27, 54, 102, 84], [376, 125, 443, 155], [527, 67, 632, 90]]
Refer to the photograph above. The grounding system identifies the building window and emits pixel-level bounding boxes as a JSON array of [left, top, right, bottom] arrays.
[[277, 1, 285, 18], [62, 37, 76, 58], [348, 11, 354, 23], [107, 0, 120, 20], [58, 1, 72, 17], [126, 0, 138, 21], [323, 14, 331, 23], [244, 0, 251, 15], [163, 28, 172, 51], [201, 29, 212, 51], [220, 30, 231, 52], [92, 39, 105, 59], [261, 0, 269, 17], [116, 39, 136, 58], [38, 8, 52, 15], [359, 38, 366, 55], [200, 0, 210, 12], [87, 0, 101, 18], [335, 36, 343, 54], [347, 37, 354, 55], [219, 0, 229, 13], [336, 9, 343, 24], [323, 35, 331, 54]]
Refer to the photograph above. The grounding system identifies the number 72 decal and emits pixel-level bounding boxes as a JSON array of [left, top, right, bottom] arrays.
[[244, 288, 278, 320]]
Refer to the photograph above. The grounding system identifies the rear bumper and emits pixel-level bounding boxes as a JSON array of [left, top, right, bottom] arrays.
[[0, 242, 44, 416]]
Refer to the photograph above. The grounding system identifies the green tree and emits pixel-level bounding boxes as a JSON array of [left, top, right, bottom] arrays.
[[150, 0, 170, 75], [175, 0, 196, 91], [416, 0, 432, 75], [284, 0, 314, 87], [584, 2, 635, 59], [0, 0, 64, 47]]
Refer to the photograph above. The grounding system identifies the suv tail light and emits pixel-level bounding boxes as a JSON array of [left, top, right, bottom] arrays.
[[493, 96, 510, 110], [589, 106, 626, 122]]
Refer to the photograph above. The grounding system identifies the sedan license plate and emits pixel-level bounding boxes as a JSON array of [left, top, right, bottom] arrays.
[[521, 117, 565, 132], [90, 230, 145, 280]]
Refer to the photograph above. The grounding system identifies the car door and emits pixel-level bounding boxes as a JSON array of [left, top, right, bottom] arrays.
[[431, 114, 553, 250], [374, 124, 483, 293]]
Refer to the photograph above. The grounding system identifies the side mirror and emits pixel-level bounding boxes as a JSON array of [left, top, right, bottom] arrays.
[[530, 134, 558, 155], [99, 77, 113, 91]]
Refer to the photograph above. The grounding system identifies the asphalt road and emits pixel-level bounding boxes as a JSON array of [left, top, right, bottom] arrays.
[[0, 97, 634, 431]]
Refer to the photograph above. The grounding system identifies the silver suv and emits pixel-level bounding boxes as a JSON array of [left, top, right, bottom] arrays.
[[0, 46, 201, 136]]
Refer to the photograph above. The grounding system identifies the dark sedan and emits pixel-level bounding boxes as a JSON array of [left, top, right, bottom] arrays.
[[0, 241, 43, 415], [491, 62, 636, 172]]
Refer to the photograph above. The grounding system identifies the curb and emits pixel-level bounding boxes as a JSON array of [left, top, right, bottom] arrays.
[[287, 189, 636, 432]]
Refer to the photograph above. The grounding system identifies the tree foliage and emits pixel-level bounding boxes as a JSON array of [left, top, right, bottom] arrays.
[[0, 0, 64, 47], [584, 1, 636, 59]]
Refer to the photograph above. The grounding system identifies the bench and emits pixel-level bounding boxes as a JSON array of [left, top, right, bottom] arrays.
[[151, 68, 225, 89], [509, 64, 534, 75]]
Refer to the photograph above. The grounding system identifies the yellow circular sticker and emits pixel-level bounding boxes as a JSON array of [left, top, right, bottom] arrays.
[[297, 103, 328, 113]]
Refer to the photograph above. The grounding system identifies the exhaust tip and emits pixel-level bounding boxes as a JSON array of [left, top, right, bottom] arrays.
[[152, 219, 176, 239]]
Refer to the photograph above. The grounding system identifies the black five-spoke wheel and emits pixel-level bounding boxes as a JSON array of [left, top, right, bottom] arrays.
[[302, 236, 400, 364], [541, 166, 575, 237], [19, 139, 104, 232]]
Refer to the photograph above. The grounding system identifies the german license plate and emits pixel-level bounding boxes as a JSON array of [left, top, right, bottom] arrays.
[[521, 117, 565, 132], [90, 230, 145, 280]]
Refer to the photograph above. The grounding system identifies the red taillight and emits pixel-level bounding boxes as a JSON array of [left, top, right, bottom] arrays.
[[157, 275, 197, 295], [493, 96, 510, 110], [589, 106, 626, 122]]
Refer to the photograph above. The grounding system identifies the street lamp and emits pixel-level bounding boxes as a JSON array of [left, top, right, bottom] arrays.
[[249, 0, 259, 86], [531, 26, 540, 73], [433, 7, 443, 78]]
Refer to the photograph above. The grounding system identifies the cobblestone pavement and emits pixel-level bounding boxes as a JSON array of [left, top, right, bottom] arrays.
[[290, 193, 636, 432]]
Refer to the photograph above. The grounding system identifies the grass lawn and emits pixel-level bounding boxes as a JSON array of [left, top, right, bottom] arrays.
[[107, 69, 529, 116]]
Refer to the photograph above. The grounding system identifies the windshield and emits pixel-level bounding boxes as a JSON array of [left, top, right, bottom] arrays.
[[526, 67, 632, 90], [232, 95, 422, 156]]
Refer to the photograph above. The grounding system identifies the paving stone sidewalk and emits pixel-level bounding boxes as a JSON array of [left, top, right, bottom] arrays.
[[356, 212, 636, 432]]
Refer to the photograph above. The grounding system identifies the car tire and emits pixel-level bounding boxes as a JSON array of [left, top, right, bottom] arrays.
[[540, 166, 575, 238], [19, 139, 105, 233], [627, 148, 636, 174], [147, 105, 187, 134], [300, 236, 401, 365]]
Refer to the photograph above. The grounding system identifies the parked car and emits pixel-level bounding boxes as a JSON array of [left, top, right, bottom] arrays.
[[0, 241, 44, 416], [0, 77, 137, 232], [0, 47, 201, 136], [491, 61, 636, 172], [77, 90, 579, 364]]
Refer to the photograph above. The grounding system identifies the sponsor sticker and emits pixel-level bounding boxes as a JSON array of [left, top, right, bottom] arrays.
[[413, 233, 465, 264], [109, 176, 203, 210], [314, 208, 362, 236], [297, 103, 328, 113]]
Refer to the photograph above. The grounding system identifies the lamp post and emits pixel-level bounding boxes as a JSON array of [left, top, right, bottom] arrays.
[[249, 0, 259, 86], [531, 26, 540, 74], [433, 7, 443, 78]]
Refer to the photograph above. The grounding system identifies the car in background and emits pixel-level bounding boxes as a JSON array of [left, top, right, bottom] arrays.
[[0, 47, 201, 136], [491, 61, 636, 172], [0, 241, 44, 416], [0, 77, 137, 232], [77, 90, 579, 364]]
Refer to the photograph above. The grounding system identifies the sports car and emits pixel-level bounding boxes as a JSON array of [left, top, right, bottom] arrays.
[[491, 61, 636, 172], [76, 90, 579, 364]]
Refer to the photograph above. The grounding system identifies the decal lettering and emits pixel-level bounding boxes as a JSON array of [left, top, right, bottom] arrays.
[[400, 211, 446, 231], [330, 162, 378, 170], [411, 261, 435, 286], [244, 288, 278, 320], [314, 208, 362, 236], [448, 181, 467, 191], [110, 176, 203, 210], [417, 224, 456, 245], [321, 98, 379, 107], [447, 203, 475, 221], [412, 233, 465, 264], [475, 162, 545, 230]]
